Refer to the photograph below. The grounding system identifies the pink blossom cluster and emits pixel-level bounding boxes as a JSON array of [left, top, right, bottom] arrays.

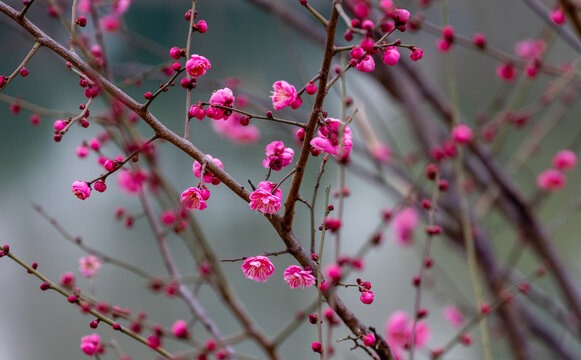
[[262, 141, 294, 171], [80, 333, 103, 356], [310, 118, 353, 162], [180, 187, 209, 211], [206, 88, 235, 120], [211, 113, 260, 144], [537, 149, 577, 192], [193, 154, 224, 185], [249, 181, 283, 214], [385, 311, 430, 360]]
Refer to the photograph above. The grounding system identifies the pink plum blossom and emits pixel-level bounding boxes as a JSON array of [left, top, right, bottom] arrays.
[[392, 207, 419, 246], [171, 320, 190, 338], [263, 141, 294, 171], [356, 54, 375, 72], [552, 150, 577, 171], [76, 146, 89, 158], [207, 87, 235, 120], [117, 169, 147, 194], [410, 47, 424, 61], [212, 113, 260, 144], [451, 124, 473, 144], [72, 181, 91, 200], [189, 104, 206, 120], [360, 290, 374, 304], [537, 169, 566, 191], [79, 255, 101, 278], [363, 333, 376, 346], [310, 118, 353, 161], [60, 272, 76, 288], [193, 154, 224, 185], [382, 46, 400, 66], [551, 8, 566, 25], [385, 311, 431, 354], [514, 39, 546, 61], [443, 306, 464, 327], [325, 263, 342, 282], [249, 181, 283, 214], [180, 187, 208, 211], [496, 63, 517, 82], [80, 334, 101, 356], [113, 0, 132, 14], [241, 256, 275, 282], [271, 80, 298, 111], [283, 265, 316, 289], [100, 13, 121, 32], [186, 54, 211, 78]]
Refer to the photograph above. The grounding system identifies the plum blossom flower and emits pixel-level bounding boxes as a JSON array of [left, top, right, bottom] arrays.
[[79, 255, 101, 278], [515, 39, 546, 61], [171, 320, 190, 338], [310, 118, 353, 161], [117, 169, 147, 194], [537, 169, 566, 191], [392, 207, 419, 246], [72, 181, 91, 200], [249, 181, 282, 214], [451, 124, 473, 144], [193, 154, 224, 185], [186, 54, 211, 78], [180, 187, 208, 211], [356, 54, 375, 72], [552, 150, 577, 171], [241, 256, 275, 282], [207, 88, 235, 120], [382, 46, 400, 65], [496, 62, 517, 82], [263, 141, 294, 171], [212, 113, 260, 144], [443, 306, 464, 328], [100, 13, 121, 32], [385, 311, 431, 356], [363, 333, 376, 346], [283, 265, 316, 289], [271, 80, 298, 110], [80, 334, 101, 356], [360, 290, 374, 304]]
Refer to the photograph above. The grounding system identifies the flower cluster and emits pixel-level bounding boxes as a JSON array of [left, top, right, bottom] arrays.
[[249, 181, 283, 214], [262, 141, 294, 171], [310, 118, 353, 162], [385, 311, 430, 360], [206, 88, 235, 120]]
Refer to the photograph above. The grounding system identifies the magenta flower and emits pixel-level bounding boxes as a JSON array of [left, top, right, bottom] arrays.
[[552, 150, 577, 171], [271, 80, 298, 111], [392, 207, 419, 246], [193, 154, 224, 185], [241, 256, 275, 282], [537, 169, 566, 191], [263, 141, 294, 171], [363, 333, 376, 346], [189, 104, 206, 120], [180, 187, 208, 211], [356, 54, 375, 73], [60, 272, 76, 288], [80, 333, 101, 356], [249, 181, 283, 214], [385, 310, 431, 355], [171, 319, 190, 338], [360, 290, 374, 304], [72, 181, 91, 200], [443, 306, 464, 328], [514, 39, 546, 61], [451, 124, 473, 144], [212, 113, 260, 144], [382, 46, 400, 66], [310, 118, 353, 161], [79, 255, 101, 278], [117, 169, 147, 194], [496, 62, 517, 82], [186, 54, 211, 78], [207, 87, 235, 120], [283, 265, 316, 289], [100, 13, 121, 33]]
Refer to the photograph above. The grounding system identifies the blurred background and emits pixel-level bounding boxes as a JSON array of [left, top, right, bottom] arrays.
[[1, 0, 581, 359]]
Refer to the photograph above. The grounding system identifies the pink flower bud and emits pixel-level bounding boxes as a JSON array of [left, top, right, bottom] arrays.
[[72, 181, 91, 200], [360, 290, 374, 304]]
